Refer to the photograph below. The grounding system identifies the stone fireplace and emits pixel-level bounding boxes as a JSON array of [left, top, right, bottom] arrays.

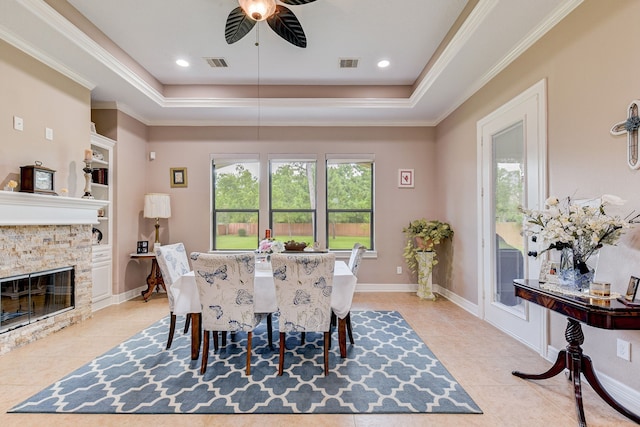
[[0, 191, 107, 355]]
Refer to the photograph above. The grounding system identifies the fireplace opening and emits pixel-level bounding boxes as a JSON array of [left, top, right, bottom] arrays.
[[1, 266, 75, 333]]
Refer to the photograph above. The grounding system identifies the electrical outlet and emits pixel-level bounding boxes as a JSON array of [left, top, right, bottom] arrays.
[[617, 339, 631, 361], [45, 127, 53, 141], [396, 266, 402, 274]]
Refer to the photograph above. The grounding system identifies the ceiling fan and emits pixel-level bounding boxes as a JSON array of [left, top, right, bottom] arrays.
[[225, 0, 317, 48]]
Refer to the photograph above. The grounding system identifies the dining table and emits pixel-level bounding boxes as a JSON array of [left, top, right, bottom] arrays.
[[171, 259, 357, 360]]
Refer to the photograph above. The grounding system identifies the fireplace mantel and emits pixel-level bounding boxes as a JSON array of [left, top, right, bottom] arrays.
[[0, 191, 108, 226]]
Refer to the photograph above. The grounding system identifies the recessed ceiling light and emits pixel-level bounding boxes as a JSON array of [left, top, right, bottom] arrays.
[[176, 59, 190, 67], [377, 60, 390, 68]]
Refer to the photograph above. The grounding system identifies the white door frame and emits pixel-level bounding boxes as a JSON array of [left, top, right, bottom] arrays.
[[476, 78, 548, 355]]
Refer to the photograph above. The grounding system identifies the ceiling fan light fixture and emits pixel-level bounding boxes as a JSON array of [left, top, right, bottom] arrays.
[[238, 0, 276, 21]]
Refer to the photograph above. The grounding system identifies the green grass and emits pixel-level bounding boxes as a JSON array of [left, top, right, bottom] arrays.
[[215, 234, 370, 250]]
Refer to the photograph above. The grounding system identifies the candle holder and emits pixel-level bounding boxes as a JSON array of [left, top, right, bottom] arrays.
[[82, 159, 94, 199]]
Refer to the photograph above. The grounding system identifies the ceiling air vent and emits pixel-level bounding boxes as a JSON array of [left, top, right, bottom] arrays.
[[204, 57, 229, 68], [339, 58, 359, 69]]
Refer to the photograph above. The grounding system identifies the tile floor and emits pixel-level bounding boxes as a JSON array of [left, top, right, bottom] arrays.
[[0, 292, 636, 426]]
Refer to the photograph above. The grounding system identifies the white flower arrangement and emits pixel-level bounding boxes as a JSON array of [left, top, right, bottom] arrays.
[[257, 239, 284, 254], [519, 195, 636, 264]]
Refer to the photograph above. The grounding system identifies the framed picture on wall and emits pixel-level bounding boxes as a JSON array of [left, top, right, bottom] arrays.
[[170, 167, 188, 188], [398, 169, 414, 188]]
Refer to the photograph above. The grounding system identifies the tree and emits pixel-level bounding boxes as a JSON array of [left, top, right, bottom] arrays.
[[215, 164, 259, 223]]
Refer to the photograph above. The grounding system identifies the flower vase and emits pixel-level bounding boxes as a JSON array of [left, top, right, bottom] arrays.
[[558, 247, 594, 291], [414, 236, 433, 251]]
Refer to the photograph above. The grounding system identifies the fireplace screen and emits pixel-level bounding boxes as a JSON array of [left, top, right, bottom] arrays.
[[1, 266, 74, 333]]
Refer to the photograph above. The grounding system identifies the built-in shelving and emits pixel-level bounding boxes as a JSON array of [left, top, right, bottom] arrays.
[[90, 132, 115, 311]]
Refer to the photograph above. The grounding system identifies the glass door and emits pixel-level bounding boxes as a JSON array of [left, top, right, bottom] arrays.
[[478, 80, 547, 354]]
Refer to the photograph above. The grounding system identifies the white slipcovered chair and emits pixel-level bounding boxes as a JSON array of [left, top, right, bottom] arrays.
[[347, 242, 367, 276], [155, 242, 192, 350], [190, 252, 267, 375], [335, 243, 366, 346], [271, 252, 336, 376]]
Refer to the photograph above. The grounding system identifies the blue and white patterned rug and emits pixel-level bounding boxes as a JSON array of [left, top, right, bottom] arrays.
[[10, 311, 482, 414]]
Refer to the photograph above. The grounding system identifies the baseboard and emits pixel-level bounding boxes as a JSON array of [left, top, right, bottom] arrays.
[[355, 283, 418, 292], [91, 295, 114, 312], [546, 345, 640, 415], [433, 284, 479, 316]]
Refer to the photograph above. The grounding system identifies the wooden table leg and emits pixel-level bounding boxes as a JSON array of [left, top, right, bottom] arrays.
[[141, 258, 165, 302], [191, 313, 201, 360], [513, 319, 640, 426]]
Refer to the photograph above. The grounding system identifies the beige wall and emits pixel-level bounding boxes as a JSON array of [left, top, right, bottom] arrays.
[[145, 125, 438, 286], [0, 39, 90, 194], [436, 0, 640, 389]]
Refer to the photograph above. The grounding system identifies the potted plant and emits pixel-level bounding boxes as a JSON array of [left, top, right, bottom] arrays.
[[402, 219, 454, 275]]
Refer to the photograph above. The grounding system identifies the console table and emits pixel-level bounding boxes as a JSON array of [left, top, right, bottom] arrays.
[[130, 253, 166, 302], [512, 279, 640, 426]]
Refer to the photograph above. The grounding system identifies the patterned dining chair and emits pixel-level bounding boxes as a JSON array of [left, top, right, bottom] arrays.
[[155, 242, 192, 350], [271, 252, 336, 376], [190, 252, 267, 375], [336, 243, 366, 345]]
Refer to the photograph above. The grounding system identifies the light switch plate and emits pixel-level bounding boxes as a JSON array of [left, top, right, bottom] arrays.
[[13, 116, 23, 131], [45, 128, 53, 140]]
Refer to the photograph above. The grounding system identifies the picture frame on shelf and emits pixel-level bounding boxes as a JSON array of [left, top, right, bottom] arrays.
[[624, 276, 639, 301], [170, 167, 188, 188], [539, 260, 560, 284], [137, 240, 149, 254]]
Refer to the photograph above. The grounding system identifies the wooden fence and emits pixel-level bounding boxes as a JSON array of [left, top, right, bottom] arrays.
[[219, 223, 369, 237]]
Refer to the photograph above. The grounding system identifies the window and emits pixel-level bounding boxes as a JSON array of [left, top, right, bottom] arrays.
[[269, 159, 316, 243], [212, 156, 260, 250], [326, 157, 374, 250], [211, 154, 375, 252]]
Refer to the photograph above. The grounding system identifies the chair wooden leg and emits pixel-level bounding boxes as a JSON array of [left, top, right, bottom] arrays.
[[222, 331, 227, 347], [346, 312, 354, 344], [167, 312, 177, 349], [338, 317, 347, 358], [201, 330, 210, 375], [278, 332, 286, 376], [301, 332, 305, 345], [246, 331, 252, 375], [213, 331, 219, 351], [184, 313, 191, 334], [267, 313, 273, 350], [324, 331, 330, 376]]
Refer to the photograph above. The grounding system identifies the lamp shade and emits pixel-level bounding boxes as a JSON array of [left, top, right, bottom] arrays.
[[238, 0, 276, 21], [144, 193, 171, 219]]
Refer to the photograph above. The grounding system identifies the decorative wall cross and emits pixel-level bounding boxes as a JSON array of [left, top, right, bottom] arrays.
[[611, 100, 640, 169]]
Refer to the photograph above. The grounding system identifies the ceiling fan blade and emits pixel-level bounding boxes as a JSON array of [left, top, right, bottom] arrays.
[[225, 6, 256, 44], [280, 0, 318, 5], [267, 5, 307, 48]]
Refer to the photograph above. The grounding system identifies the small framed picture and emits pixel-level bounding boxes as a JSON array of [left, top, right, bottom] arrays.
[[170, 167, 188, 188], [398, 169, 414, 188], [624, 276, 639, 301], [539, 260, 560, 284], [137, 240, 149, 254]]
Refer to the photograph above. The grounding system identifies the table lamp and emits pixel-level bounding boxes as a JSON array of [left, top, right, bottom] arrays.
[[144, 193, 171, 251]]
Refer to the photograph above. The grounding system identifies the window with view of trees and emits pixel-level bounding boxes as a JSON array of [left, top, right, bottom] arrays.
[[326, 159, 373, 250], [269, 159, 316, 244], [211, 155, 375, 252], [212, 158, 260, 250]]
